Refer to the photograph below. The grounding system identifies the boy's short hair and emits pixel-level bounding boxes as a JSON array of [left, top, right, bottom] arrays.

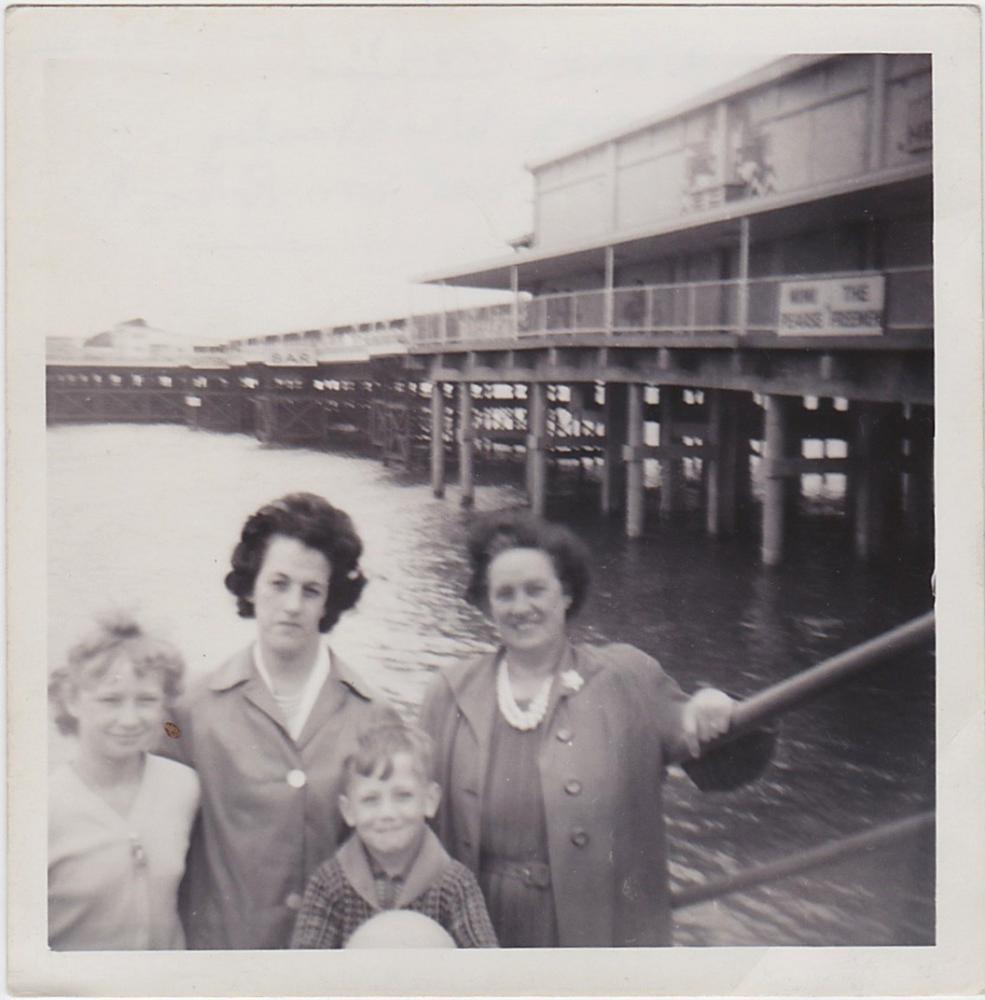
[[343, 709, 435, 790]]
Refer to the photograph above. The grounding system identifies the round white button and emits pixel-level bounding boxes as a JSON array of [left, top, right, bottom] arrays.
[[285, 892, 303, 911], [286, 769, 307, 789]]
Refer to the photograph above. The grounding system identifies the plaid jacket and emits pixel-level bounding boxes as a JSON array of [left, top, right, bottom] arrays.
[[290, 828, 497, 949]]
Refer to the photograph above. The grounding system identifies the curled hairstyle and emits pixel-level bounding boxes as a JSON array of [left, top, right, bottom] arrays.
[[48, 613, 185, 736], [342, 707, 435, 791], [224, 492, 366, 633], [465, 509, 591, 618]]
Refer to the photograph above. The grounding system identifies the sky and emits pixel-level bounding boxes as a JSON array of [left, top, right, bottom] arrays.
[[11, 7, 780, 343]]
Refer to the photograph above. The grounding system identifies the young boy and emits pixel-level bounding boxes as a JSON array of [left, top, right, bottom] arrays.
[[290, 712, 498, 949]]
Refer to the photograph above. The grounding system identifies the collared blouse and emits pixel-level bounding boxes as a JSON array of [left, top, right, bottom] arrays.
[[168, 644, 390, 950]]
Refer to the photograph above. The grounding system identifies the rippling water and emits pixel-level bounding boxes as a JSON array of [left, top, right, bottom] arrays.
[[47, 423, 935, 947]]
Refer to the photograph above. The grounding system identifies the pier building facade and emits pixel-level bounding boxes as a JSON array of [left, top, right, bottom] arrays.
[[46, 54, 934, 564], [408, 52, 934, 563]]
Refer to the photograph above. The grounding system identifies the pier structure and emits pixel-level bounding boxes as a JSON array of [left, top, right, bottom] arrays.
[[410, 52, 933, 563], [46, 54, 933, 564]]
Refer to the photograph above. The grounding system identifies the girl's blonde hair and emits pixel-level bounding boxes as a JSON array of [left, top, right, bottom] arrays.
[[48, 613, 185, 735]]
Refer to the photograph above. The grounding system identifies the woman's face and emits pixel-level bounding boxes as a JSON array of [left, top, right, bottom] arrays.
[[251, 534, 332, 661], [68, 657, 166, 764], [486, 547, 571, 657]]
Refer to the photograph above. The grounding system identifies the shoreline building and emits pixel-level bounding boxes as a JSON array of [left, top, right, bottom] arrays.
[[408, 53, 933, 563]]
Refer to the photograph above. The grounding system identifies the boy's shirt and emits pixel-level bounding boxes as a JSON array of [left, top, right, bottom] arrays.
[[363, 842, 413, 911], [291, 827, 498, 948]]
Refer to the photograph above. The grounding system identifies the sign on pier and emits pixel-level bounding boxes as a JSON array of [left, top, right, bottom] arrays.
[[778, 275, 885, 336], [265, 344, 317, 366]]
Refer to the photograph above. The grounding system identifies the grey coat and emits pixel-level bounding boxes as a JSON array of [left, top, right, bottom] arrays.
[[419, 641, 691, 947]]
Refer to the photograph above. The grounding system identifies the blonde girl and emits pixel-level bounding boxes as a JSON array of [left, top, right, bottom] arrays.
[[47, 615, 199, 950]]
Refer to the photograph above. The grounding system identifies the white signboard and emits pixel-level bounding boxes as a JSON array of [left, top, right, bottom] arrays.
[[189, 352, 230, 369], [265, 343, 317, 366], [778, 275, 885, 336]]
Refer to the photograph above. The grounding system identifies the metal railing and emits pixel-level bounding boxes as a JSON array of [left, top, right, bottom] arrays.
[[670, 610, 935, 911], [405, 266, 932, 347], [47, 266, 932, 367]]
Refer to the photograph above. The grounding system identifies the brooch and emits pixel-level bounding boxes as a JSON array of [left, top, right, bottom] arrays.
[[560, 669, 584, 694]]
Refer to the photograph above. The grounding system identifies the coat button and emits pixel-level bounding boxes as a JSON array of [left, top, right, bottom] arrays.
[[556, 728, 572, 743], [286, 769, 307, 789], [285, 892, 303, 911], [571, 828, 589, 848], [564, 779, 582, 796]]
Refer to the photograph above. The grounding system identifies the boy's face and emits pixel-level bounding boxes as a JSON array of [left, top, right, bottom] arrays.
[[340, 752, 440, 867]]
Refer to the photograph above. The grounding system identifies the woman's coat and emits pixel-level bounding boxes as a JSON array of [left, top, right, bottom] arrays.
[[419, 641, 692, 947], [168, 645, 385, 949]]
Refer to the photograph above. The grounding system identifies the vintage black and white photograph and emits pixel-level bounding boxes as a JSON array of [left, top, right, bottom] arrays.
[[6, 3, 984, 996]]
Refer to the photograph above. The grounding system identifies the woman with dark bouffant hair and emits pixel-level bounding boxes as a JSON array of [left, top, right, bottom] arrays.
[[47, 613, 200, 950], [167, 492, 395, 950]]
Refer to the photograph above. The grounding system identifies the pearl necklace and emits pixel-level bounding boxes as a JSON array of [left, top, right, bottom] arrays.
[[496, 658, 554, 731]]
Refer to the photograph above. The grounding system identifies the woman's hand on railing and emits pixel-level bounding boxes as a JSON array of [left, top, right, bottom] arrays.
[[681, 688, 735, 758]]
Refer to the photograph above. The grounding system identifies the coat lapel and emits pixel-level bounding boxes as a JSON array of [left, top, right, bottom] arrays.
[[395, 828, 453, 907], [335, 835, 381, 910], [209, 645, 290, 738], [336, 828, 452, 910], [540, 641, 606, 735], [294, 652, 347, 750], [293, 649, 378, 750], [447, 651, 497, 799], [438, 652, 498, 869]]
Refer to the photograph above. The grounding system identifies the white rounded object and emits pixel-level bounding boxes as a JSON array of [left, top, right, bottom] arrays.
[[344, 910, 457, 949]]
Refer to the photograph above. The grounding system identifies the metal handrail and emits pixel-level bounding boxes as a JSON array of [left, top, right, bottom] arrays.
[[709, 610, 935, 747], [670, 611, 935, 910], [671, 811, 934, 910], [47, 264, 933, 364]]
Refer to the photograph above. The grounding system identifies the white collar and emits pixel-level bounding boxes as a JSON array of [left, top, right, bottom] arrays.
[[252, 641, 332, 741]]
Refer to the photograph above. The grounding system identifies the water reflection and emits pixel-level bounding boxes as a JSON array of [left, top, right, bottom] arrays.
[[47, 424, 934, 946]]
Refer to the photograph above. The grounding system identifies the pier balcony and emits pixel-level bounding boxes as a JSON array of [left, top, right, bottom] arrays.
[[402, 266, 932, 351]]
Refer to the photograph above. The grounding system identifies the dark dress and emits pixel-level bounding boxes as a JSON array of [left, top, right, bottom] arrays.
[[478, 687, 560, 948]]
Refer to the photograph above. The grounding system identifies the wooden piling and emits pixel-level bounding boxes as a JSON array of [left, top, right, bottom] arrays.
[[526, 382, 548, 517], [458, 383, 475, 508], [430, 382, 446, 498], [854, 402, 904, 559], [602, 383, 628, 515], [625, 382, 645, 538], [762, 394, 792, 565], [659, 386, 683, 515], [904, 404, 934, 539], [706, 388, 738, 536]]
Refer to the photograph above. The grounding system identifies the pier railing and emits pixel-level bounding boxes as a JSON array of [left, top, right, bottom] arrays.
[[406, 265, 932, 346], [670, 610, 935, 912], [47, 265, 932, 368]]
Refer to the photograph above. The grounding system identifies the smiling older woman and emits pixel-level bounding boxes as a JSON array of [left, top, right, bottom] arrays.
[[419, 510, 746, 948], [166, 493, 395, 950]]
